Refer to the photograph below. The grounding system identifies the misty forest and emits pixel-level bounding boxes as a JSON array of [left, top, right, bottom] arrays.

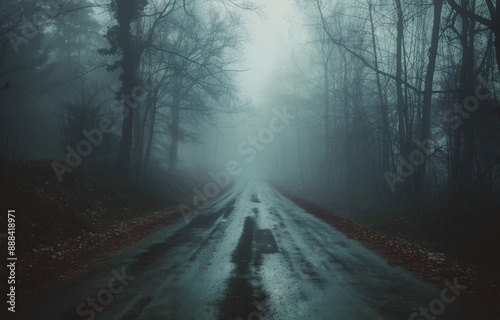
[[1, 0, 500, 319]]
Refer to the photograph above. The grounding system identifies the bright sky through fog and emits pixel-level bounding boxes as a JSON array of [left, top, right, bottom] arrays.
[[239, 0, 296, 104]]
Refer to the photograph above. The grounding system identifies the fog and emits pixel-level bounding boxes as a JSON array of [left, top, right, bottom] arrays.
[[2, 0, 500, 318], [2, 0, 500, 203]]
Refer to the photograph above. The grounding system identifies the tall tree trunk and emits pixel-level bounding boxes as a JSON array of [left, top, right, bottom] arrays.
[[368, 1, 391, 190], [451, 123, 463, 193], [293, 81, 304, 188], [394, 0, 410, 200], [169, 84, 181, 171], [143, 89, 158, 175], [416, 0, 443, 203], [132, 17, 144, 190], [323, 53, 331, 189], [116, 0, 139, 183], [459, 0, 477, 191]]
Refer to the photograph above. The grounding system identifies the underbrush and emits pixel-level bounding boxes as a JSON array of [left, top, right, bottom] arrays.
[[0, 159, 222, 299]]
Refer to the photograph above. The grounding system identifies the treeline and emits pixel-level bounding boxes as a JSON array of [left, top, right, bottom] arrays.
[[0, 0, 251, 188], [271, 0, 499, 205]]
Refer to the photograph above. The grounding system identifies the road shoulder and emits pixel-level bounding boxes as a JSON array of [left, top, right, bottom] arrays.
[[276, 186, 500, 319]]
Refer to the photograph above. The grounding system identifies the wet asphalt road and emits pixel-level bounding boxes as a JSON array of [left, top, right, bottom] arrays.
[[23, 181, 471, 320]]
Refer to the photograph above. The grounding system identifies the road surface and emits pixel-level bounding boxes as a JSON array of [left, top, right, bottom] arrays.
[[23, 181, 470, 320]]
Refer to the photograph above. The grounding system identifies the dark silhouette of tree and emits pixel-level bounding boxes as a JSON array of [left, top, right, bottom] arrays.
[[99, 0, 148, 182]]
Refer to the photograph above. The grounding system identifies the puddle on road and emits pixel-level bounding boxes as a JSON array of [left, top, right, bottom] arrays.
[[218, 217, 271, 320], [255, 229, 279, 255]]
